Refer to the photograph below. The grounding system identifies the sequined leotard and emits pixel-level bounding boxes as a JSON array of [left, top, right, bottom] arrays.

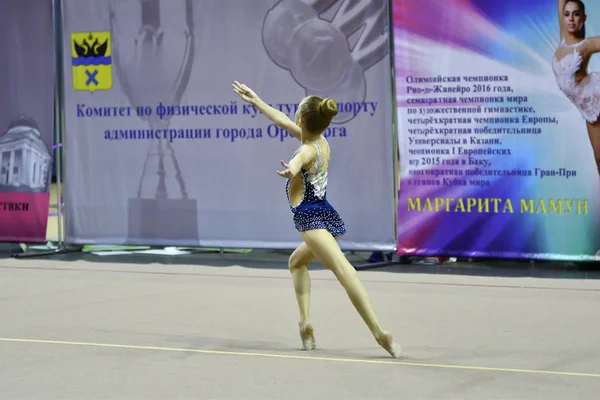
[[285, 141, 346, 237], [553, 38, 600, 123]]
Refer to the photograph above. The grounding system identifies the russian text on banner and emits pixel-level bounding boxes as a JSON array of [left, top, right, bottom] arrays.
[[393, 0, 599, 260], [61, 0, 396, 250]]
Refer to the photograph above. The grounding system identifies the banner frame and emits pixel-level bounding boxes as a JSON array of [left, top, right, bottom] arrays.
[[58, 0, 400, 252]]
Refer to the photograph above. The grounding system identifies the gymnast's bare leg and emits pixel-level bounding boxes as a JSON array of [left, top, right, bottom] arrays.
[[301, 229, 401, 357], [288, 241, 317, 350]]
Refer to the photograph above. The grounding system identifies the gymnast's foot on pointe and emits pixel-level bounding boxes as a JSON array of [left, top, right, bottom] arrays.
[[299, 320, 316, 350], [376, 331, 401, 358]]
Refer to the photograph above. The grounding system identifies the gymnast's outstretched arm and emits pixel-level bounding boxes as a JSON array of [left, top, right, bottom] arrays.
[[276, 145, 317, 179], [232, 80, 302, 140], [559, 0, 567, 38]]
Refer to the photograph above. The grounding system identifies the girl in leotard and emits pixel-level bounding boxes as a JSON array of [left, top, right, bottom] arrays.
[[553, 0, 600, 175], [232, 81, 401, 358]]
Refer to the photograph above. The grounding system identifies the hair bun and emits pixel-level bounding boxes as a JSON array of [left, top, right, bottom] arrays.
[[319, 98, 338, 118]]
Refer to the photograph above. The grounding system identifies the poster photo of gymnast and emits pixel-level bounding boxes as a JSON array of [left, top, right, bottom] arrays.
[[553, 0, 600, 257], [553, 0, 600, 176]]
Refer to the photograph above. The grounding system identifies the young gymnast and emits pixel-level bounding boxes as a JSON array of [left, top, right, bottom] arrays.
[[232, 81, 401, 358]]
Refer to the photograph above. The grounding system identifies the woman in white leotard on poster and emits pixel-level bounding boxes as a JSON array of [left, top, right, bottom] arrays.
[[553, 0, 600, 175], [552, 1, 600, 258]]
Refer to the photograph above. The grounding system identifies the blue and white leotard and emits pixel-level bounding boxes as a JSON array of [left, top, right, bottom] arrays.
[[285, 141, 346, 237]]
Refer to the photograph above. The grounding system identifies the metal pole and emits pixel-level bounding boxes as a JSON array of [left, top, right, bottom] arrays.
[[54, 0, 65, 250], [355, 0, 401, 272]]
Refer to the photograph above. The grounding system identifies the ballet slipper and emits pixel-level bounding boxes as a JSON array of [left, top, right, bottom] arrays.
[[376, 331, 401, 358], [299, 320, 316, 351]]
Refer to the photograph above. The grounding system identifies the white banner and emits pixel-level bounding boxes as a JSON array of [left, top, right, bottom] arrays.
[[61, 0, 396, 250]]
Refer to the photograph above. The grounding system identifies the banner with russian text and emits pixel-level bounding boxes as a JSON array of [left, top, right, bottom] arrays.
[[61, 0, 397, 250], [0, 0, 55, 243], [394, 0, 600, 260]]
